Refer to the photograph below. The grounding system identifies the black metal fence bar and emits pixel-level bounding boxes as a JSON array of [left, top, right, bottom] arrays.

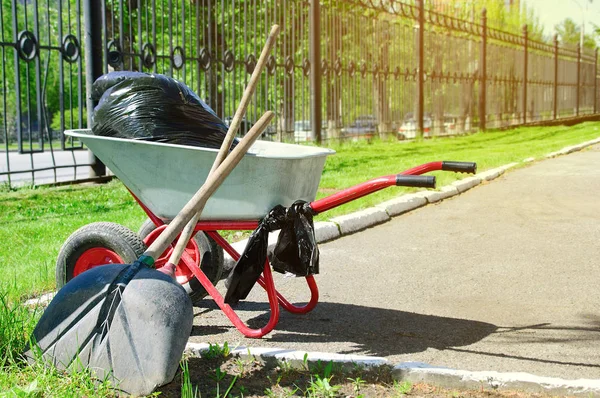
[[2, 0, 600, 188], [0, 0, 87, 188]]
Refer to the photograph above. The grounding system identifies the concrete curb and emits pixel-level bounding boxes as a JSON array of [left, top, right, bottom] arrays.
[[183, 342, 600, 396], [329, 207, 390, 235], [451, 176, 482, 194], [376, 193, 427, 216], [415, 185, 459, 203], [185, 342, 387, 368], [393, 362, 600, 396], [314, 221, 341, 242]]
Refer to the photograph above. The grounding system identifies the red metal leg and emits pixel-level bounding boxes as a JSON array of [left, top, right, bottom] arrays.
[[257, 275, 319, 314], [191, 231, 280, 339]]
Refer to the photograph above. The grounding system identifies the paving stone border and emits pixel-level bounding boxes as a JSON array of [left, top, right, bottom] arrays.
[[393, 362, 600, 396], [185, 342, 387, 368], [183, 343, 600, 396]]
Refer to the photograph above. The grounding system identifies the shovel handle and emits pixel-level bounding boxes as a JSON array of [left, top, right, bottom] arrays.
[[210, 24, 280, 175], [166, 25, 281, 267], [144, 111, 275, 260]]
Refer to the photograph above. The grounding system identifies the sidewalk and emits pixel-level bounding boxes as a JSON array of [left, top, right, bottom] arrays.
[[189, 144, 600, 381]]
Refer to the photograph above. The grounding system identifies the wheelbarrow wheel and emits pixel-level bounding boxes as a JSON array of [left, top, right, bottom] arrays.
[[138, 219, 224, 303], [56, 222, 147, 288]]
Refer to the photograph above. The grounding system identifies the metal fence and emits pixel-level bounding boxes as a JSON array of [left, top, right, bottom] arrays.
[[1, 0, 599, 187]]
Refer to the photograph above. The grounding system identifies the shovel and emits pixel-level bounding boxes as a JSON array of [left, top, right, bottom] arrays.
[[27, 26, 280, 396]]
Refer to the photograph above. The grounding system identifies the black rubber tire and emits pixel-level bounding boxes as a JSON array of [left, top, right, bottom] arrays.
[[138, 218, 224, 303], [56, 222, 147, 289]]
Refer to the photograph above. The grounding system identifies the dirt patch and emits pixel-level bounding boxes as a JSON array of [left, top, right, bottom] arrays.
[[156, 355, 562, 398]]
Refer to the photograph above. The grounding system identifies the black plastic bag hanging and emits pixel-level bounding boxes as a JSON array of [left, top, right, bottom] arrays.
[[271, 202, 319, 277], [224, 201, 319, 305], [91, 71, 238, 150]]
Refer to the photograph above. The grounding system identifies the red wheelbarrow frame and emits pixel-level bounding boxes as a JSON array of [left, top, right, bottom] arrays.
[[131, 161, 476, 338]]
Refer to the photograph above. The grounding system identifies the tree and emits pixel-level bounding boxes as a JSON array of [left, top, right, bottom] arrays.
[[555, 18, 597, 50]]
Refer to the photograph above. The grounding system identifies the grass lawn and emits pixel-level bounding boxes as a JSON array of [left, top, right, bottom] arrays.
[[1, 122, 600, 300]]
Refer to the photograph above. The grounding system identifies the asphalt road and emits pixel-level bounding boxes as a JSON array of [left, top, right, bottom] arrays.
[[0, 149, 90, 185], [189, 145, 600, 380]]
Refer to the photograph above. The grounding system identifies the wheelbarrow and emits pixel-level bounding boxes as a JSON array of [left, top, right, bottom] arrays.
[[59, 129, 476, 338]]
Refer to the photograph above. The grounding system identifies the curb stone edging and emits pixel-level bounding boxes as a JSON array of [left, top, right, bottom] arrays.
[[415, 185, 459, 203], [184, 342, 388, 368], [329, 207, 390, 235], [477, 168, 504, 181], [499, 162, 519, 171], [24, 292, 55, 308], [393, 362, 600, 396], [183, 343, 600, 397], [376, 193, 427, 216], [451, 176, 482, 194], [314, 221, 341, 242]]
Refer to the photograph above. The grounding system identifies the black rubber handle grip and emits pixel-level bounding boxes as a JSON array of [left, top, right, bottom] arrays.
[[441, 161, 477, 174], [396, 175, 436, 188]]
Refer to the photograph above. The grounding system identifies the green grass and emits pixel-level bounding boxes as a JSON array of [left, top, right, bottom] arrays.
[[1, 122, 599, 302], [0, 180, 147, 300], [0, 294, 120, 395]]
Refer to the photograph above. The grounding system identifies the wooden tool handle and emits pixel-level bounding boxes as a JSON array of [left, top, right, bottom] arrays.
[[166, 25, 281, 267], [144, 111, 274, 259], [209, 24, 280, 175]]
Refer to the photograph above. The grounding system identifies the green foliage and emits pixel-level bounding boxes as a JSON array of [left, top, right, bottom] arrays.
[[347, 376, 366, 393], [0, 292, 38, 367], [433, 0, 544, 39], [393, 380, 413, 395], [306, 375, 341, 398], [0, 292, 116, 395], [0, 0, 84, 143], [310, 360, 335, 379], [50, 107, 87, 133], [181, 359, 201, 398], [202, 342, 231, 359], [210, 368, 237, 398], [555, 18, 597, 50], [302, 352, 310, 370]]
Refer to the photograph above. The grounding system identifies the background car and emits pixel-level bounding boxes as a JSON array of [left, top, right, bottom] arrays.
[[294, 120, 311, 142], [341, 115, 378, 136], [398, 113, 432, 140]]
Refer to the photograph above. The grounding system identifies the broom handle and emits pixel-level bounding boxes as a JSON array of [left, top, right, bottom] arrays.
[[144, 111, 274, 260], [166, 25, 280, 266], [211, 24, 280, 175]]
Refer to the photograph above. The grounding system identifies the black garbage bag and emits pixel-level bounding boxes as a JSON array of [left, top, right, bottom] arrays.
[[271, 202, 319, 277], [224, 201, 319, 305], [91, 71, 237, 149], [91, 71, 148, 101]]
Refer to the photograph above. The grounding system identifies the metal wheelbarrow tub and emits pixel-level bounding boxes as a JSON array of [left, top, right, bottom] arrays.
[[65, 129, 335, 220]]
